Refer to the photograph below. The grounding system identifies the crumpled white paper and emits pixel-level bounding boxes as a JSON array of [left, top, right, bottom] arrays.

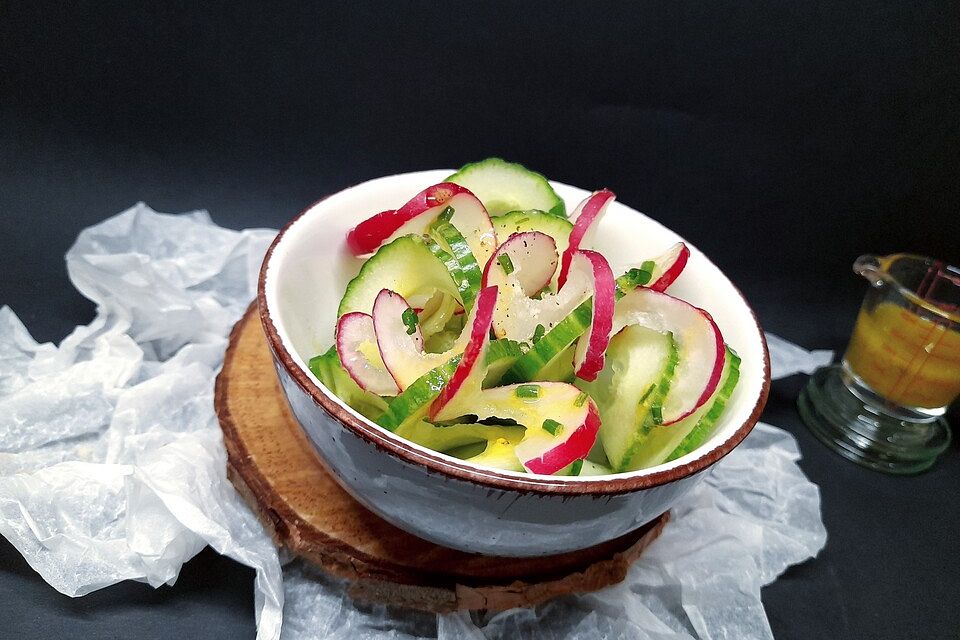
[[765, 333, 834, 380], [0, 204, 828, 640]]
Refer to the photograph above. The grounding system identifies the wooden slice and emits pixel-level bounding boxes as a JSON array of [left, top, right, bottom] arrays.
[[215, 303, 669, 613]]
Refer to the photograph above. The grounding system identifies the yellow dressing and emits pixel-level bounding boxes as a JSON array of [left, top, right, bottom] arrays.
[[845, 301, 960, 409]]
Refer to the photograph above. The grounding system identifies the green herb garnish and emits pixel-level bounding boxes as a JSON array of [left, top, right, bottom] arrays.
[[638, 383, 656, 404], [532, 324, 546, 344], [571, 459, 584, 475], [650, 404, 664, 425], [497, 253, 515, 275], [542, 418, 563, 436], [401, 308, 419, 335], [574, 391, 589, 407], [515, 384, 541, 399]]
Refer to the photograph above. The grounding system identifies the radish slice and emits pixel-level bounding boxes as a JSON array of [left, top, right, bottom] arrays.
[[514, 401, 601, 475], [373, 289, 474, 390], [571, 250, 615, 381], [430, 285, 601, 475], [483, 239, 614, 341], [614, 288, 725, 424], [616, 242, 691, 294], [480, 231, 557, 296], [557, 190, 615, 288], [430, 286, 500, 418], [335, 312, 400, 396], [347, 182, 498, 267], [649, 242, 690, 292]]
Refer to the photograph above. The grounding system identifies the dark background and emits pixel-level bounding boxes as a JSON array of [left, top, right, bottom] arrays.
[[1, 2, 958, 638]]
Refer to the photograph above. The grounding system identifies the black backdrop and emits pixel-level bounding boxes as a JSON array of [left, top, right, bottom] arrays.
[[1, 3, 958, 639]]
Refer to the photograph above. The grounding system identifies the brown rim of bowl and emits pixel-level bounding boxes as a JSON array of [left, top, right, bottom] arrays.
[[257, 191, 771, 497]]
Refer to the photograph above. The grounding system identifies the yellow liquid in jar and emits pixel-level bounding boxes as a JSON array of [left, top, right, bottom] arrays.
[[845, 301, 960, 409]]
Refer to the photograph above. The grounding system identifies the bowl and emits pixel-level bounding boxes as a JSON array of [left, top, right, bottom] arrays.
[[258, 169, 770, 557]]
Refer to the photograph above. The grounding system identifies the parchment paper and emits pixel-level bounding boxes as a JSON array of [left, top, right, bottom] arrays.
[[0, 204, 829, 639]]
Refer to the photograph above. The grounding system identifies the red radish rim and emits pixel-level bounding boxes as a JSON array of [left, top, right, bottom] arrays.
[[571, 250, 616, 381], [429, 286, 498, 419], [480, 231, 558, 293], [615, 287, 727, 425], [558, 190, 615, 288], [372, 288, 424, 388], [666, 308, 726, 424], [347, 182, 470, 255], [522, 401, 602, 475], [658, 301, 725, 425], [335, 311, 400, 395], [650, 242, 690, 292], [258, 176, 771, 497]]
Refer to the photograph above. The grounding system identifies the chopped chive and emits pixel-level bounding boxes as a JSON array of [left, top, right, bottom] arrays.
[[574, 391, 589, 407], [532, 324, 546, 344], [401, 308, 419, 335], [497, 253, 515, 275], [638, 383, 656, 404], [626, 267, 652, 286], [640, 260, 656, 274], [437, 206, 455, 224], [571, 459, 584, 476], [650, 404, 663, 425], [515, 384, 541, 399], [542, 418, 563, 436]]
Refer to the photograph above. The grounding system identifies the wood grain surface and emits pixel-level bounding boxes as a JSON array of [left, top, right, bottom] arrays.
[[215, 304, 668, 612]]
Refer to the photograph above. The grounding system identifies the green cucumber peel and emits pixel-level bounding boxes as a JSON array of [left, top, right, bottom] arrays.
[[446, 158, 566, 218], [429, 218, 481, 312], [423, 237, 465, 289], [666, 347, 741, 462], [500, 299, 592, 383], [308, 347, 390, 422], [375, 339, 526, 432], [376, 356, 461, 432], [483, 339, 524, 387], [500, 263, 662, 384], [338, 234, 462, 317], [616, 333, 680, 471]]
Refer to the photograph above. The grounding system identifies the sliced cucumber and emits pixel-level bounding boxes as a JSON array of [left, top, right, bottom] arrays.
[[395, 420, 524, 454], [446, 158, 566, 218], [429, 218, 481, 312], [576, 459, 614, 476], [374, 339, 524, 433], [498, 265, 655, 383], [483, 339, 524, 387], [376, 356, 461, 432], [423, 238, 465, 295], [338, 235, 462, 317], [493, 210, 572, 257], [536, 344, 575, 383], [577, 326, 679, 472], [500, 300, 591, 383], [418, 291, 460, 339], [664, 348, 741, 462], [626, 347, 738, 469], [308, 347, 390, 421]]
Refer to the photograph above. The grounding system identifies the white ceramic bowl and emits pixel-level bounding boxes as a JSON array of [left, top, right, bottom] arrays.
[[259, 170, 770, 557]]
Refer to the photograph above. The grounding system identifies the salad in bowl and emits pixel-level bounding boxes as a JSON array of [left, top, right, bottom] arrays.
[[258, 160, 768, 556], [312, 159, 742, 476]]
